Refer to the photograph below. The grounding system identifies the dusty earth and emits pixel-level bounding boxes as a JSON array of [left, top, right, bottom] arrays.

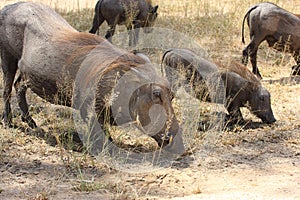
[[0, 72, 299, 200], [0, 0, 300, 199]]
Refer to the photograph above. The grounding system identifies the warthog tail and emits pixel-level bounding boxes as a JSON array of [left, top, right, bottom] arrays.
[[160, 48, 174, 76], [242, 5, 258, 44]]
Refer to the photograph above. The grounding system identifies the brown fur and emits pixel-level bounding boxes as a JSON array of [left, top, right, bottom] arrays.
[[162, 48, 276, 124], [0, 2, 181, 151], [217, 60, 260, 84]]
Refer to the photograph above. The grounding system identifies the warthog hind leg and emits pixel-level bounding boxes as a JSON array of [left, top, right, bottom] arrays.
[[14, 75, 37, 128], [242, 40, 262, 79], [242, 46, 249, 66], [89, 1, 105, 34], [105, 25, 116, 43]]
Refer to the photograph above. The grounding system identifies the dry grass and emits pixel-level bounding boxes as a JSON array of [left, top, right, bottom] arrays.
[[0, 0, 299, 199]]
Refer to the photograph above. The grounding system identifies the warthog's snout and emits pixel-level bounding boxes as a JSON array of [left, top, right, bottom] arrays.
[[261, 114, 276, 124], [252, 108, 276, 124], [164, 129, 185, 155]]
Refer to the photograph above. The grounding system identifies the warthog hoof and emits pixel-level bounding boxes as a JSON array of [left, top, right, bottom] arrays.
[[2, 112, 13, 128], [21, 116, 37, 129]]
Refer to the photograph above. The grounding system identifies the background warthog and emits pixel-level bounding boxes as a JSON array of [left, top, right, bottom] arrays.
[[162, 48, 276, 125], [0, 2, 183, 153], [89, 0, 158, 46], [241, 2, 300, 79]]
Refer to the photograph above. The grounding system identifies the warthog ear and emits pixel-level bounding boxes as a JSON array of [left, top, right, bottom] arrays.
[[150, 5, 158, 13]]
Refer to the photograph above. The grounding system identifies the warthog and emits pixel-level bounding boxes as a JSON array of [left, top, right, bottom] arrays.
[[89, 0, 158, 46], [0, 2, 183, 153], [241, 2, 300, 79], [162, 48, 276, 125]]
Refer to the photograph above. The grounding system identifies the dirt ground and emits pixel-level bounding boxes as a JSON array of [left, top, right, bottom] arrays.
[[1, 129, 300, 200], [0, 0, 300, 199], [0, 74, 299, 200]]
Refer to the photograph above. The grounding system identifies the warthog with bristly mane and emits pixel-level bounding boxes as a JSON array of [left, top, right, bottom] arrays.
[[0, 2, 183, 153], [241, 2, 300, 78], [162, 48, 276, 125], [89, 0, 158, 46]]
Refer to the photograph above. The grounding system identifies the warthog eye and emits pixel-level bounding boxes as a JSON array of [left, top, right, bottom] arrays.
[[152, 88, 162, 103], [259, 93, 269, 102], [259, 96, 265, 101]]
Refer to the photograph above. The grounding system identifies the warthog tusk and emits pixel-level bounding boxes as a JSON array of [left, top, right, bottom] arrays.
[[169, 135, 173, 144]]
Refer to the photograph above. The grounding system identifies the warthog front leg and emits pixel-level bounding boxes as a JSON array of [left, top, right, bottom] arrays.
[[1, 50, 18, 127], [14, 75, 37, 128], [226, 102, 245, 125]]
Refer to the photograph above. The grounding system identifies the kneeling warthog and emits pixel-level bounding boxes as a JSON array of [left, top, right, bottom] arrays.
[[89, 0, 158, 46], [0, 2, 183, 154], [162, 48, 276, 125], [242, 2, 300, 79]]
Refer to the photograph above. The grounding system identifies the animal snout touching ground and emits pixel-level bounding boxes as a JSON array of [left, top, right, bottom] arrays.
[[0, 2, 183, 156], [1, 1, 300, 199], [162, 48, 276, 129], [260, 113, 277, 124]]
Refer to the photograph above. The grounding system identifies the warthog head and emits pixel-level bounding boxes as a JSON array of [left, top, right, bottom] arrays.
[[143, 5, 158, 33], [110, 63, 184, 153], [129, 82, 179, 147], [248, 86, 276, 124]]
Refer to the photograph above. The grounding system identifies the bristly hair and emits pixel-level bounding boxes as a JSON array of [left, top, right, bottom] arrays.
[[54, 31, 105, 47], [53, 31, 106, 67], [54, 31, 147, 77], [217, 59, 261, 84], [58, 31, 147, 81]]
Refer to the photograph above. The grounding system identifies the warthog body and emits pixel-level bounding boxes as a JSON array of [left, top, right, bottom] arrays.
[[241, 2, 300, 78], [0, 2, 182, 152], [89, 0, 158, 46], [162, 48, 276, 124]]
